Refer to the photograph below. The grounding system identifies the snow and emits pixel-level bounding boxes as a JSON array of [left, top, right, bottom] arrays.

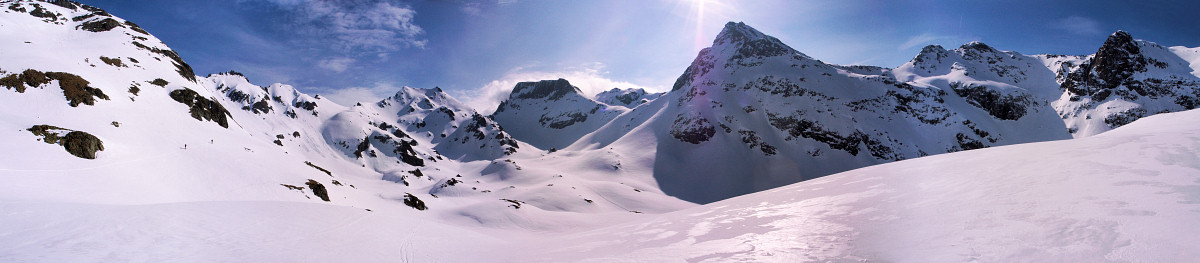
[[1169, 45, 1200, 78], [2, 2, 1199, 262], [534, 108, 1200, 262], [5, 104, 1199, 262]]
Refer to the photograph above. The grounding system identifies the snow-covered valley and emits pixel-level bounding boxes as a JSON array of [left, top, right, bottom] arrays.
[[2, 0, 1200, 261]]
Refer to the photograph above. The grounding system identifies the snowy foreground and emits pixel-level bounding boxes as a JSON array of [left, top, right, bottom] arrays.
[[4, 108, 1199, 262]]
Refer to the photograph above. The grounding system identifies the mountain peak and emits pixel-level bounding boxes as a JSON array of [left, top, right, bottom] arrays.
[[920, 45, 948, 54], [1102, 30, 1137, 51], [509, 78, 581, 101], [959, 41, 996, 52], [1093, 30, 1142, 67], [714, 21, 771, 47]]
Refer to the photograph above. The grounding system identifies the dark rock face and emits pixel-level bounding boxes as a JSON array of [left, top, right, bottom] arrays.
[[511, 78, 579, 100], [1057, 30, 1200, 129], [250, 99, 272, 114], [46, 71, 109, 107], [27, 125, 104, 159], [612, 92, 641, 105], [122, 20, 148, 35], [169, 89, 231, 128], [362, 121, 431, 166], [394, 140, 425, 166], [596, 88, 660, 107], [47, 0, 80, 10], [132, 42, 196, 82], [909, 45, 950, 71], [1104, 108, 1147, 128], [669, 115, 716, 144], [150, 78, 168, 87], [294, 101, 317, 111], [767, 113, 867, 156], [353, 137, 371, 158], [539, 111, 589, 129], [951, 83, 1032, 120], [79, 18, 121, 32], [954, 133, 986, 151], [1062, 31, 1164, 100], [457, 113, 519, 155], [672, 48, 715, 91], [717, 22, 794, 63], [0, 69, 50, 93], [305, 179, 330, 202], [304, 161, 331, 176], [1, 70, 109, 106], [403, 193, 427, 210]]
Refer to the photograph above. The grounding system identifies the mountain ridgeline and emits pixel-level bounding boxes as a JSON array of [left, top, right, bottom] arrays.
[[5, 0, 1200, 212], [490, 22, 1200, 203]]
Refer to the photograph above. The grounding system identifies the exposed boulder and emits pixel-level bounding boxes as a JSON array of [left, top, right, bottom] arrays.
[[403, 193, 427, 210], [305, 179, 330, 202], [79, 18, 121, 32], [27, 125, 104, 159]]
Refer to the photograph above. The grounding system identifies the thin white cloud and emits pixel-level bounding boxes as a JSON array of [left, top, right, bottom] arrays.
[[317, 57, 355, 72], [455, 63, 665, 114], [1051, 16, 1102, 36], [899, 32, 955, 51], [260, 0, 426, 53], [462, 2, 482, 16], [321, 82, 401, 106]]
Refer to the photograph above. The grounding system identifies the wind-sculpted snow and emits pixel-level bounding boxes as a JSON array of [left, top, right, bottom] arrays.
[[535, 108, 1200, 262]]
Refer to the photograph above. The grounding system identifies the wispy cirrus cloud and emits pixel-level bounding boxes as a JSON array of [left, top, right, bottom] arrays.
[[256, 0, 426, 54], [1051, 16, 1102, 36], [898, 32, 955, 51], [897, 32, 980, 51]]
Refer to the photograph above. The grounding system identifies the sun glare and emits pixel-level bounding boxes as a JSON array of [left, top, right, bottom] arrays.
[[679, 0, 733, 51]]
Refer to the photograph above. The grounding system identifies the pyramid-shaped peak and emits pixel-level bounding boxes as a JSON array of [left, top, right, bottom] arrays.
[[1110, 30, 1133, 40], [1096, 30, 1141, 59], [920, 45, 948, 54], [714, 21, 772, 47], [1103, 30, 1136, 48]]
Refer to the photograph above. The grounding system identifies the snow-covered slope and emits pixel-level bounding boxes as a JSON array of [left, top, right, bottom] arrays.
[[0, 0, 359, 206], [5, 2, 1200, 261], [0, 0, 692, 233], [535, 107, 1200, 262], [7, 90, 1200, 263], [572, 22, 1070, 203], [491, 78, 628, 150]]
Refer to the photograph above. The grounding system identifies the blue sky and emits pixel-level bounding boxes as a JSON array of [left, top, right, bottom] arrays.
[[85, 0, 1200, 110]]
